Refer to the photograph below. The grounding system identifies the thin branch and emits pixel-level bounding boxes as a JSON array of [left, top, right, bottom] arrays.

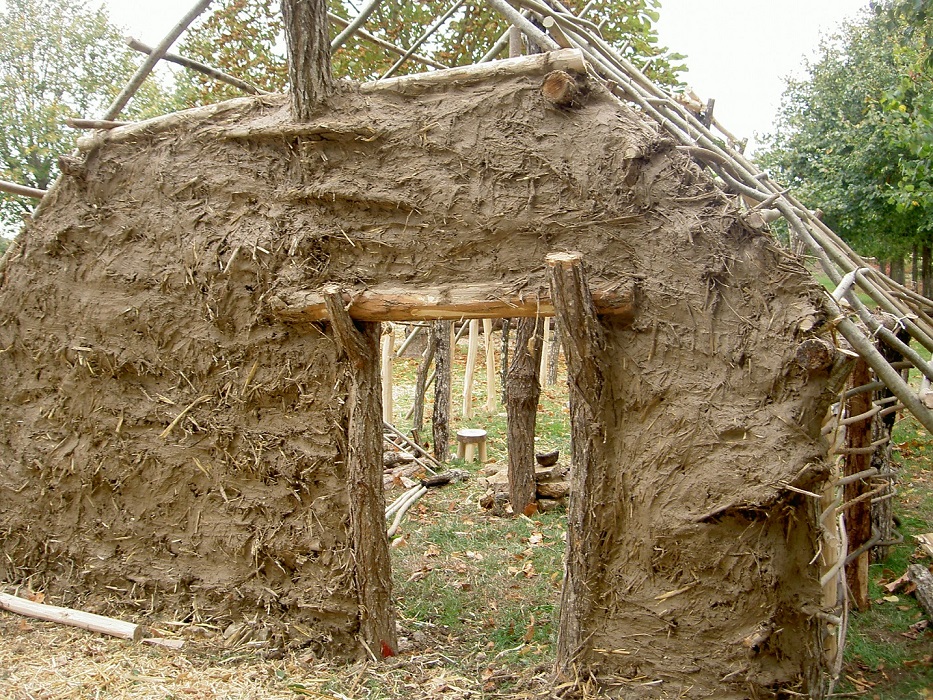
[[103, 0, 214, 120], [125, 36, 266, 95]]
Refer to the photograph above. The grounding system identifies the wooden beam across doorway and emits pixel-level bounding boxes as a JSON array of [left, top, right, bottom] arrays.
[[271, 280, 637, 324]]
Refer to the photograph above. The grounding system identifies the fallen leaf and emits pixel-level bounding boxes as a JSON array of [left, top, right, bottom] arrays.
[[523, 614, 537, 642], [424, 544, 440, 557], [882, 595, 900, 603]]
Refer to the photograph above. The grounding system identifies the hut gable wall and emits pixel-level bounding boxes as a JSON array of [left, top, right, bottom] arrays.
[[0, 72, 835, 692]]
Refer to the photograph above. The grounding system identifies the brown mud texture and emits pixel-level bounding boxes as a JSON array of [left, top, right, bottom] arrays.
[[0, 65, 838, 697]]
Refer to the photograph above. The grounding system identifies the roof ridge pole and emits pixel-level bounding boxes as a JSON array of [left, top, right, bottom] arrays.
[[102, 0, 213, 121], [283, 0, 335, 120], [330, 0, 385, 51]]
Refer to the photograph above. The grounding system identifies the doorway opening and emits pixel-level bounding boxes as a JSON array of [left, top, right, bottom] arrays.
[[381, 318, 571, 675]]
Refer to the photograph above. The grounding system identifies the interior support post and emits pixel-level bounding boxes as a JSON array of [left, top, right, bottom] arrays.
[[547, 252, 613, 675], [506, 316, 544, 515], [432, 320, 452, 462], [844, 358, 873, 612], [323, 286, 397, 658]]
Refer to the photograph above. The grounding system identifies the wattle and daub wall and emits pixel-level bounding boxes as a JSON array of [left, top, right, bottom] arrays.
[[0, 60, 837, 696]]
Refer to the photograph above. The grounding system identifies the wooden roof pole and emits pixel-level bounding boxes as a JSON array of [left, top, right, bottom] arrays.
[[103, 0, 213, 121]]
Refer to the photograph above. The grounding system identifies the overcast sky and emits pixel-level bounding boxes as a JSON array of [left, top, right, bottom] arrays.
[[655, 0, 870, 152], [98, 0, 871, 153]]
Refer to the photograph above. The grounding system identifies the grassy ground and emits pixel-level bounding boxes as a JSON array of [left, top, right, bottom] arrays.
[[1, 330, 931, 698]]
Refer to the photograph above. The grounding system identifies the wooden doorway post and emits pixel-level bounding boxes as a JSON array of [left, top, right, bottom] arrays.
[[324, 286, 397, 658], [547, 252, 614, 675]]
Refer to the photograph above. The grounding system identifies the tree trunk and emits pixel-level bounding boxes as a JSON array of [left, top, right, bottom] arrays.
[[506, 316, 544, 515], [432, 320, 452, 462], [923, 243, 932, 299], [913, 244, 920, 290], [547, 252, 615, 676], [282, 0, 334, 121], [845, 358, 873, 612], [547, 318, 561, 386], [411, 326, 438, 432], [323, 287, 396, 658], [890, 255, 905, 285]]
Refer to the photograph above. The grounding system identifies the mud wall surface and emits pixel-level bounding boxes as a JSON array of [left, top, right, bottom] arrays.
[[0, 65, 833, 692]]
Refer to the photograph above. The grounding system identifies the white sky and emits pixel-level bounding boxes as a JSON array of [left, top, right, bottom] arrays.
[[655, 0, 870, 152], [99, 0, 870, 153]]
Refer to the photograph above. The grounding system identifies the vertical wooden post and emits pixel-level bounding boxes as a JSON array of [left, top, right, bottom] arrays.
[[433, 320, 452, 462], [500, 319, 511, 404], [381, 325, 394, 423], [539, 318, 551, 386], [282, 0, 335, 121], [484, 319, 496, 412], [845, 358, 873, 612], [463, 319, 480, 419], [411, 326, 438, 432], [547, 252, 614, 676], [322, 286, 396, 658], [506, 316, 544, 515], [547, 319, 561, 386]]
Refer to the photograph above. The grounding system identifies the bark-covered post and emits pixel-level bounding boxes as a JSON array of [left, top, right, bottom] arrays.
[[323, 286, 396, 658], [433, 320, 452, 462], [411, 326, 438, 432], [282, 0, 335, 120], [500, 319, 511, 403], [506, 316, 544, 515], [844, 358, 873, 612], [547, 252, 615, 676]]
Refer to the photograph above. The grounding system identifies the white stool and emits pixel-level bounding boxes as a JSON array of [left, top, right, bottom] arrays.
[[456, 428, 488, 463]]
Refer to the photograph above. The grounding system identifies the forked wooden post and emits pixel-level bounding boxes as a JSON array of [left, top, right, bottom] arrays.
[[547, 252, 614, 675], [323, 286, 397, 658]]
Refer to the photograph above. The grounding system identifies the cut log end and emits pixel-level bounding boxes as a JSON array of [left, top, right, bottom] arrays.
[[545, 251, 584, 268], [541, 70, 582, 107], [794, 338, 836, 373]]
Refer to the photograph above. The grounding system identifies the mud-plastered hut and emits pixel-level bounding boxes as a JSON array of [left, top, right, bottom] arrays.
[[2, 3, 933, 699]]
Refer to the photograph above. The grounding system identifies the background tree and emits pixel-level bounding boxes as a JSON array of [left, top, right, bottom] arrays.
[[174, 0, 288, 106], [174, 0, 684, 109], [0, 0, 169, 230], [759, 1, 933, 287]]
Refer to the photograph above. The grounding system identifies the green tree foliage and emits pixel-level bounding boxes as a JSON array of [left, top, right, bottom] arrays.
[[174, 0, 684, 108], [759, 1, 933, 263], [174, 0, 288, 106], [0, 0, 169, 229]]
